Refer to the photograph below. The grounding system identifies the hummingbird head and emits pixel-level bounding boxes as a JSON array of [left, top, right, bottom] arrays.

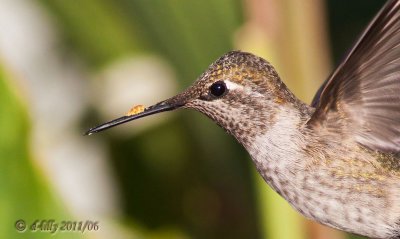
[[86, 51, 299, 145]]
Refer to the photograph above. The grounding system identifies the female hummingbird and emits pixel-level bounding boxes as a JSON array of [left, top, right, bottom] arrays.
[[86, 0, 400, 238]]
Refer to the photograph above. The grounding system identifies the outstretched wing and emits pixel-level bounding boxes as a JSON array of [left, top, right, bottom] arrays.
[[308, 0, 400, 153]]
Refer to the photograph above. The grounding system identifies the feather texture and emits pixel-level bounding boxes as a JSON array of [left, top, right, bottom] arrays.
[[309, 0, 400, 152]]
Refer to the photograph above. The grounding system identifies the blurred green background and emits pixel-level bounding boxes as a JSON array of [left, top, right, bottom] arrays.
[[0, 0, 384, 238]]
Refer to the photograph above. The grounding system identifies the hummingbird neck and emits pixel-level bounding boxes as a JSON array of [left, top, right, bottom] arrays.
[[230, 87, 314, 151], [242, 99, 313, 193]]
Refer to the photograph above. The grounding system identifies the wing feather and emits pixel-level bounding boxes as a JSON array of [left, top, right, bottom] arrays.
[[309, 0, 400, 152]]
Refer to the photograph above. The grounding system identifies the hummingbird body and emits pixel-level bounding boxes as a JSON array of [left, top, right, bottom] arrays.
[[86, 0, 400, 238], [244, 101, 400, 239]]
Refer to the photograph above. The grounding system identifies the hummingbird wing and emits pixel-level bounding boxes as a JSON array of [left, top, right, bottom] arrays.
[[308, 0, 400, 153]]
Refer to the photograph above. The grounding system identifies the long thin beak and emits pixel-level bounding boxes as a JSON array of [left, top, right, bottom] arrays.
[[84, 100, 181, 135]]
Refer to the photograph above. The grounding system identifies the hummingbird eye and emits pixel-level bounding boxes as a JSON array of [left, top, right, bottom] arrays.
[[209, 81, 227, 97]]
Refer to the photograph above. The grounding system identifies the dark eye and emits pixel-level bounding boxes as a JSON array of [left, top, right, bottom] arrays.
[[210, 81, 227, 97]]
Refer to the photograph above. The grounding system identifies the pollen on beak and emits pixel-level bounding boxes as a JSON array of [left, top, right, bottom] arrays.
[[84, 101, 178, 135]]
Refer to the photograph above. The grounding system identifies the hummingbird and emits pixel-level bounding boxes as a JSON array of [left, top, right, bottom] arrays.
[[86, 0, 400, 238]]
